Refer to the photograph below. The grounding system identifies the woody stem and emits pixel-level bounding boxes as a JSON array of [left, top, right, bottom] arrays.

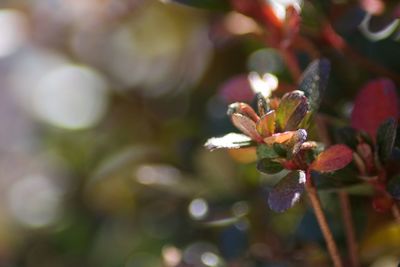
[[306, 181, 343, 267]]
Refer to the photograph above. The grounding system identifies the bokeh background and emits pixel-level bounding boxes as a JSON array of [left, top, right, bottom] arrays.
[[0, 0, 400, 266]]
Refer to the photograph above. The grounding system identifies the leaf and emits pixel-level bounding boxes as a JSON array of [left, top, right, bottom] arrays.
[[231, 113, 263, 141], [256, 110, 276, 137], [275, 90, 308, 131], [264, 129, 308, 157], [204, 133, 253, 151], [256, 144, 279, 159], [273, 143, 288, 157], [227, 102, 259, 122], [268, 170, 306, 212], [257, 158, 283, 174], [310, 144, 353, 173], [387, 175, 400, 200], [376, 118, 398, 164], [256, 92, 269, 116], [264, 129, 307, 148], [351, 78, 399, 140], [298, 58, 331, 112], [171, 0, 230, 10]]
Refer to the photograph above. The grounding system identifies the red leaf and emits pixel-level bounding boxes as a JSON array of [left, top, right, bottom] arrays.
[[231, 113, 263, 142], [351, 78, 399, 140], [310, 145, 353, 173]]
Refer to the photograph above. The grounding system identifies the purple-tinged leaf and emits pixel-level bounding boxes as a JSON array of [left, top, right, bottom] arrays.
[[256, 110, 276, 137], [376, 118, 397, 164], [204, 133, 252, 151], [298, 59, 330, 112], [351, 78, 399, 140], [268, 170, 306, 212], [275, 90, 308, 131], [310, 145, 353, 173], [231, 113, 263, 142]]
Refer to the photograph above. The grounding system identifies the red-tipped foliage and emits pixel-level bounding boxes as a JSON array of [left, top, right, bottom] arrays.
[[310, 145, 353, 173], [351, 78, 399, 140]]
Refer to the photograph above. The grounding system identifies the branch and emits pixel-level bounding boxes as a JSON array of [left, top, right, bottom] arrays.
[[306, 182, 343, 267]]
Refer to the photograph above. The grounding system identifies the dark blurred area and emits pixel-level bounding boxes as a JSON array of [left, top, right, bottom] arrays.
[[0, 0, 400, 266]]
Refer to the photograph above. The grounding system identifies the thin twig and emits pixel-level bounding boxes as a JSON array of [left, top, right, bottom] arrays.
[[306, 182, 343, 267], [338, 190, 359, 267]]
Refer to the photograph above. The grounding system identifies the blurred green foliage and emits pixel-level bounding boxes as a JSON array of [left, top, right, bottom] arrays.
[[0, 0, 400, 267]]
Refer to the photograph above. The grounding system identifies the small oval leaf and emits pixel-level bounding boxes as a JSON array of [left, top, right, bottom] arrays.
[[231, 113, 263, 142], [276, 90, 308, 131], [376, 118, 398, 164], [227, 102, 259, 122], [256, 110, 276, 137], [264, 129, 307, 147], [310, 144, 353, 173], [268, 170, 306, 212], [257, 158, 283, 174], [351, 78, 399, 140], [256, 144, 279, 160], [298, 58, 331, 112], [204, 133, 253, 151]]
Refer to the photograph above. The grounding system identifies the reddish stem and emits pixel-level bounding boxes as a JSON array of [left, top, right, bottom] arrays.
[[306, 176, 343, 267], [338, 191, 360, 267]]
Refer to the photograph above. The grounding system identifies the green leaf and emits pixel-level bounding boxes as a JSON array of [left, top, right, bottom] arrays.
[[310, 145, 353, 173], [268, 170, 306, 212], [171, 0, 230, 10], [298, 58, 330, 113], [387, 175, 400, 200], [275, 90, 308, 131], [257, 158, 283, 174], [273, 143, 288, 157], [376, 118, 398, 164], [204, 133, 253, 151], [257, 144, 279, 159], [256, 110, 276, 137]]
